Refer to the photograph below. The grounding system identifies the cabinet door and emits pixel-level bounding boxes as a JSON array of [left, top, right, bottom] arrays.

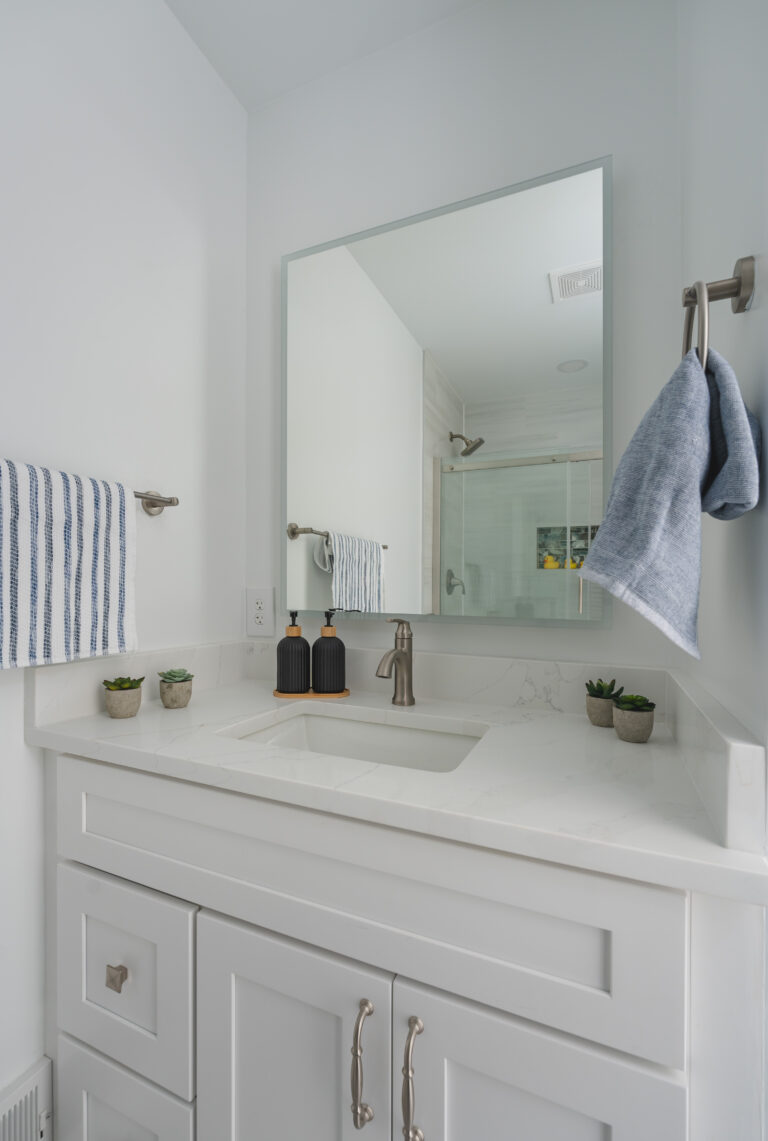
[[392, 979, 687, 1141], [197, 911, 393, 1141]]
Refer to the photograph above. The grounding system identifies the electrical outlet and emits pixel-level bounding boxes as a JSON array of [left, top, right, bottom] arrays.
[[246, 587, 275, 637]]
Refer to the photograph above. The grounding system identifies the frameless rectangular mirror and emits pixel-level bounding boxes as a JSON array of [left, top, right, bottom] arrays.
[[282, 157, 610, 624]]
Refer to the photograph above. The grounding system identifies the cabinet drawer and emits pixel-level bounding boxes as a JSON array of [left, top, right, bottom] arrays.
[[56, 1035, 194, 1141], [58, 862, 197, 1100]]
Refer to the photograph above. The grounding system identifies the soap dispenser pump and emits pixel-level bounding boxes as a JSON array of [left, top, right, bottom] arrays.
[[275, 611, 310, 695], [312, 610, 346, 695]]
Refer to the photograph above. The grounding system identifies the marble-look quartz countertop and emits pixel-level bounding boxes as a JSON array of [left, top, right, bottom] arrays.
[[29, 679, 768, 903]]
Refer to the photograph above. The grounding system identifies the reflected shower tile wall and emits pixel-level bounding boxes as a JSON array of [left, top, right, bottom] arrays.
[[464, 377, 602, 457]]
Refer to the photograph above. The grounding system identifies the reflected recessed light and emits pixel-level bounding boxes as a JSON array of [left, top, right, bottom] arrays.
[[556, 359, 588, 373]]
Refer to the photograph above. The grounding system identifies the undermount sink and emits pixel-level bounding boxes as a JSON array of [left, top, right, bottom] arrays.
[[220, 704, 487, 772]]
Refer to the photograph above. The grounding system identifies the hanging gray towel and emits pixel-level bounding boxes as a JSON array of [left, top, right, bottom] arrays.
[[581, 348, 760, 658]]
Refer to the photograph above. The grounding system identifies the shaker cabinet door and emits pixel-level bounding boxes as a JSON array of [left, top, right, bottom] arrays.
[[197, 911, 393, 1141], [392, 979, 687, 1141]]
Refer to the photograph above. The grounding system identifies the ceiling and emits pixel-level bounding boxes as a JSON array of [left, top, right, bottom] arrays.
[[163, 0, 481, 110]]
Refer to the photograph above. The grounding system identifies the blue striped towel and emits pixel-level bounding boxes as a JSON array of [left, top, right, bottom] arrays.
[[0, 460, 137, 668], [314, 531, 384, 612]]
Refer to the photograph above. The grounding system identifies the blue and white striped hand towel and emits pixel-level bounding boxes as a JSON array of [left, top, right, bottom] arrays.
[[314, 531, 384, 612], [0, 460, 137, 668]]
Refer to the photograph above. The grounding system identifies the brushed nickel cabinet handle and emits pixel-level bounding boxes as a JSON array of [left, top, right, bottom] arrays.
[[401, 1016, 424, 1141], [350, 999, 375, 1128], [105, 964, 128, 993], [579, 575, 584, 615]]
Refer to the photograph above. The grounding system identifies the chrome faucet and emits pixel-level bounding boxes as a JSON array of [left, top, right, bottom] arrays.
[[376, 618, 415, 706]]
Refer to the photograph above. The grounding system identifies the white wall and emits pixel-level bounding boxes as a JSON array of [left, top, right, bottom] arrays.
[[286, 246, 423, 613], [247, 0, 685, 668], [0, 0, 247, 1090], [678, 0, 768, 742]]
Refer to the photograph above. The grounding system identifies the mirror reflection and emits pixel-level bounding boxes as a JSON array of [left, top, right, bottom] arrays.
[[284, 161, 607, 622]]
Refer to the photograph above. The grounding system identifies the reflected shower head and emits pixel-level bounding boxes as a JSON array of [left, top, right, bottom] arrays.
[[449, 431, 485, 457]]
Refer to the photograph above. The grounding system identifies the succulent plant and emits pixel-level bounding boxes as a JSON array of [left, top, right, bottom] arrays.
[[585, 678, 624, 700], [613, 693, 656, 712], [158, 668, 194, 683], [102, 676, 144, 691]]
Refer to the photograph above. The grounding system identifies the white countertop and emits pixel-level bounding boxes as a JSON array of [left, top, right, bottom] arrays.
[[29, 679, 768, 903]]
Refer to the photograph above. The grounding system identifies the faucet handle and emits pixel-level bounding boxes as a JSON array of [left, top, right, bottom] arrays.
[[387, 618, 413, 639]]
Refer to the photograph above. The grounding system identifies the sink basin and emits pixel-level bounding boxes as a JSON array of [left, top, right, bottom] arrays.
[[221, 705, 487, 772]]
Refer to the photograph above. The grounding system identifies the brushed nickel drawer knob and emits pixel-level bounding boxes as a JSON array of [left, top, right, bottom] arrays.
[[105, 964, 129, 993]]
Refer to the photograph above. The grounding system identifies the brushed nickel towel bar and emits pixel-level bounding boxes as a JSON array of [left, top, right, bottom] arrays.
[[134, 490, 179, 516], [287, 523, 388, 550], [682, 255, 755, 371]]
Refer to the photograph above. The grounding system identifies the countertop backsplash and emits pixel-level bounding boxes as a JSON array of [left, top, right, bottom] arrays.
[[26, 641, 249, 728]]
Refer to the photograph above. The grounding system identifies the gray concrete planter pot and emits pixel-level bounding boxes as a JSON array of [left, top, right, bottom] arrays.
[[613, 707, 654, 743], [104, 688, 142, 719], [159, 679, 193, 709], [586, 695, 614, 728]]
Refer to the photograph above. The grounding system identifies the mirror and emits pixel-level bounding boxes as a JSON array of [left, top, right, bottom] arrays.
[[282, 158, 610, 624]]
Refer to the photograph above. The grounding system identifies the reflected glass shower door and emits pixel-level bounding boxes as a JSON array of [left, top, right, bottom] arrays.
[[438, 456, 603, 621]]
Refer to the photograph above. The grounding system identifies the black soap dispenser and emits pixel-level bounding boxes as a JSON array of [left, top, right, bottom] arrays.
[[312, 610, 346, 695], [276, 611, 311, 695]]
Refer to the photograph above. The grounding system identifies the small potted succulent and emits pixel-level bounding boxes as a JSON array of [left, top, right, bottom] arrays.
[[158, 667, 194, 709], [613, 693, 656, 743], [585, 678, 623, 727], [102, 676, 144, 719]]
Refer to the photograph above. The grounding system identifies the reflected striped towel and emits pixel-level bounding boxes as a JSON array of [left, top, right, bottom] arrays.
[[0, 460, 137, 668], [314, 531, 384, 612]]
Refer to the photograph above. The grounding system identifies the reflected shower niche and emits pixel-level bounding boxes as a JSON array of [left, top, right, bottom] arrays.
[[283, 157, 610, 626]]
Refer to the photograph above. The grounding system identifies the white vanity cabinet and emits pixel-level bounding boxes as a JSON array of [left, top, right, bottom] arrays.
[[54, 752, 756, 1141]]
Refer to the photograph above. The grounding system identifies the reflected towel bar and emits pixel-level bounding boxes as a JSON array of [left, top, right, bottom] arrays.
[[134, 490, 179, 516], [287, 523, 388, 550], [682, 255, 755, 370]]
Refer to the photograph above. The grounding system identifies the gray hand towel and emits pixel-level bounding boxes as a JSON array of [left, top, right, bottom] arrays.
[[581, 348, 760, 658]]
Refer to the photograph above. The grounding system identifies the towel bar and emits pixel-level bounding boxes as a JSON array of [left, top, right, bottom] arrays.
[[681, 255, 755, 369], [134, 490, 179, 516], [287, 523, 388, 550]]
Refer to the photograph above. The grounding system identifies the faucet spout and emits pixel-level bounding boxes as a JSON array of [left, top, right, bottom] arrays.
[[375, 619, 415, 706], [375, 648, 403, 679]]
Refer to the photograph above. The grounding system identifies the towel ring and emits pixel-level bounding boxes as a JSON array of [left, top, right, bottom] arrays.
[[682, 279, 709, 370]]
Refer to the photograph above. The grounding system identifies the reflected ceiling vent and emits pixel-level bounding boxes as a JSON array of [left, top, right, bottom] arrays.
[[548, 261, 602, 303]]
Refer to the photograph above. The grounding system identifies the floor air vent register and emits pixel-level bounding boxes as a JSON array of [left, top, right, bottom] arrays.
[[0, 1059, 52, 1141]]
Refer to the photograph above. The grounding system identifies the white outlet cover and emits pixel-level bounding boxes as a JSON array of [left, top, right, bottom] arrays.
[[246, 587, 275, 637]]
